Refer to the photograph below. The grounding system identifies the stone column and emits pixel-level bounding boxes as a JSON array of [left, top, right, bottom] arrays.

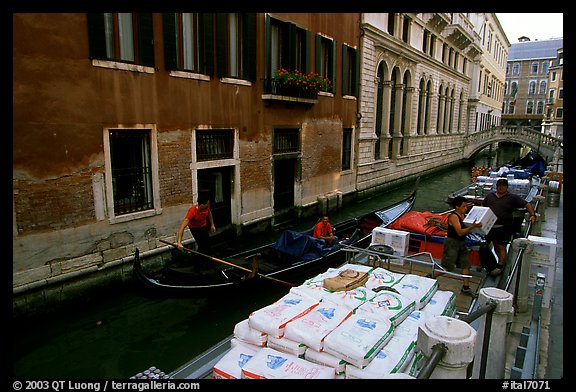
[[471, 287, 514, 379], [418, 316, 476, 379], [404, 86, 415, 136], [437, 93, 445, 134]]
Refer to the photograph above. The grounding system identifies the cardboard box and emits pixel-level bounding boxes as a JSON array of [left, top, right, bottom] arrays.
[[370, 227, 410, 257], [463, 206, 497, 235], [527, 235, 557, 262]]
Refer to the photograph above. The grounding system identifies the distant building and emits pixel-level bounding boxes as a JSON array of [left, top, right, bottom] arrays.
[[542, 47, 563, 139], [502, 37, 563, 129]]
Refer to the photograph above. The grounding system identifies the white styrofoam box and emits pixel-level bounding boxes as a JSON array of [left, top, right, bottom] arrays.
[[370, 227, 409, 257], [371, 227, 389, 246], [527, 235, 557, 262], [463, 206, 497, 235]]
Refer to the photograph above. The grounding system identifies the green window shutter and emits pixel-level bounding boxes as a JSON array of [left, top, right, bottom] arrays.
[[216, 13, 228, 77], [242, 13, 257, 81], [315, 34, 321, 74], [162, 13, 177, 70], [280, 22, 290, 70], [304, 30, 311, 74], [86, 13, 107, 60], [331, 39, 337, 94], [342, 44, 349, 96], [200, 13, 214, 76], [353, 48, 360, 97], [288, 23, 296, 70], [137, 13, 155, 67], [264, 14, 271, 80]]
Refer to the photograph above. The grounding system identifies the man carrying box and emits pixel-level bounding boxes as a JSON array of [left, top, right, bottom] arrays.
[[483, 178, 536, 270]]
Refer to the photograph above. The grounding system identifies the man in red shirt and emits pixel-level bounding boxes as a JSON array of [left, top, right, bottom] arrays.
[[313, 215, 337, 246], [176, 194, 216, 256]]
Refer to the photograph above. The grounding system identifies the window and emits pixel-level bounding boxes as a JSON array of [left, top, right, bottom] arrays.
[[512, 63, 520, 75], [556, 108, 563, 118], [531, 62, 539, 74], [387, 13, 395, 35], [529, 81, 536, 94], [342, 128, 353, 171], [526, 101, 534, 114], [510, 81, 518, 96], [542, 60, 550, 74], [315, 34, 336, 93], [402, 15, 411, 43], [342, 44, 359, 97], [109, 129, 154, 216], [163, 13, 213, 74], [265, 16, 312, 81], [422, 30, 429, 53], [540, 80, 547, 94], [216, 13, 256, 80], [537, 101, 544, 114], [551, 71, 557, 81], [273, 128, 300, 154], [196, 129, 234, 161], [87, 13, 155, 67], [559, 88, 563, 99]]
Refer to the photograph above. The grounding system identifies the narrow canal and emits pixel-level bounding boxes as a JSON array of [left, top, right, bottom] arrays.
[[12, 145, 523, 379]]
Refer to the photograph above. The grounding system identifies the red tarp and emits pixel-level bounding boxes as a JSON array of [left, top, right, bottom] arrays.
[[387, 211, 449, 237]]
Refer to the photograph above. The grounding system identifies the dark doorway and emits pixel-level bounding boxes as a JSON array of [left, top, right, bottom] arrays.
[[197, 167, 232, 227], [273, 158, 295, 212]]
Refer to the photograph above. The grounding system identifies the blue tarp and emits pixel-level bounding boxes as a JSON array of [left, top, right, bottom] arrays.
[[271, 230, 336, 261]]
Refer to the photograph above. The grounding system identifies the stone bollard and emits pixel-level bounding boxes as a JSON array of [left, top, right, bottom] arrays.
[[514, 238, 535, 313], [418, 316, 476, 379], [471, 287, 514, 379]]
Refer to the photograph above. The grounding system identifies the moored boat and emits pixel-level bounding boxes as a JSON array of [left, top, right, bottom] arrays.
[[133, 183, 418, 295], [384, 209, 485, 269]]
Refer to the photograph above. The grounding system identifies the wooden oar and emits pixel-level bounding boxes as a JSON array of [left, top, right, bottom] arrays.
[[159, 239, 294, 288]]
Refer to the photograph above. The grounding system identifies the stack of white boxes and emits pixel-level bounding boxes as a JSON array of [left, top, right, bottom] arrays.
[[370, 227, 410, 265], [525, 235, 557, 308]]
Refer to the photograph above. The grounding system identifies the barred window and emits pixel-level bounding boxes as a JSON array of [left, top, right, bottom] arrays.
[[273, 128, 299, 154], [196, 129, 234, 161], [109, 129, 154, 215]]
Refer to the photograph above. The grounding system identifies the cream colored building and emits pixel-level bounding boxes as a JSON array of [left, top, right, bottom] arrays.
[[468, 13, 510, 132], [357, 13, 503, 193]]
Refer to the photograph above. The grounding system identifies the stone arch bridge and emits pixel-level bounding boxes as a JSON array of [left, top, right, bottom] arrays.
[[463, 126, 562, 162]]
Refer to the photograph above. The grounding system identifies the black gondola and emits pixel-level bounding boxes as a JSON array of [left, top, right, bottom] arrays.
[[133, 185, 417, 295]]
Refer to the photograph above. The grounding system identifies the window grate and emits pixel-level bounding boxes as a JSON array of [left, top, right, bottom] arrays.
[[273, 128, 299, 154], [196, 129, 234, 161], [110, 129, 154, 215]]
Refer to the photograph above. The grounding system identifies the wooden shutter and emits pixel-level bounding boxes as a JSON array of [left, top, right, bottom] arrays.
[[242, 13, 257, 81], [86, 13, 107, 60], [162, 13, 177, 70], [137, 13, 155, 67]]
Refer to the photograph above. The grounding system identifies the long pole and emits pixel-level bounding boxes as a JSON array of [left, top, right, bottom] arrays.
[[159, 239, 294, 288]]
